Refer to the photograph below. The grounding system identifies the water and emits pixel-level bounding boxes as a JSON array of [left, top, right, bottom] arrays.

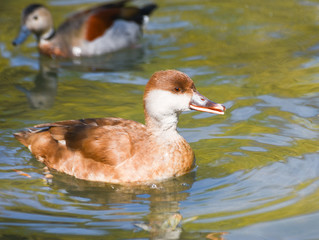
[[1, 0, 319, 239]]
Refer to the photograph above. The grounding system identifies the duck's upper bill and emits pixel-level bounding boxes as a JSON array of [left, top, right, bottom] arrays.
[[189, 90, 225, 115]]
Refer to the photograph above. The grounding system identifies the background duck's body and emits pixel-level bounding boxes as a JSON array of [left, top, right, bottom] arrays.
[[13, 1, 157, 57]]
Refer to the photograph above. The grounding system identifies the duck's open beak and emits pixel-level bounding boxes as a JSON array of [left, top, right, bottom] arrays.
[[12, 25, 31, 46], [189, 90, 225, 115]]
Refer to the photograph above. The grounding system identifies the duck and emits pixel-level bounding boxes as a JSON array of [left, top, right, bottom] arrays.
[[12, 0, 157, 58], [14, 70, 225, 184]]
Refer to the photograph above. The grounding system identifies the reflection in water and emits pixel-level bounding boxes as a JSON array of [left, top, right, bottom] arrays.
[[15, 61, 58, 109], [59, 45, 148, 72], [14, 45, 148, 109], [49, 170, 196, 240], [2, 0, 319, 239]]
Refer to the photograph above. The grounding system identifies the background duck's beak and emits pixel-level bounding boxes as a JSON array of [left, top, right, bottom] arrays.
[[189, 90, 225, 115], [12, 25, 31, 46]]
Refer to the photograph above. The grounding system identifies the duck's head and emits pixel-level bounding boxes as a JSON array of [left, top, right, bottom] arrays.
[[144, 70, 225, 130], [12, 4, 54, 46]]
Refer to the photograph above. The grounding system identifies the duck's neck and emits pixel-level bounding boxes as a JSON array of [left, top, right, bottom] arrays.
[[145, 111, 181, 139], [39, 28, 55, 41]]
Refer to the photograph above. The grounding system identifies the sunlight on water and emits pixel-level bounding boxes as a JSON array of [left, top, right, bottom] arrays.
[[0, 0, 319, 239]]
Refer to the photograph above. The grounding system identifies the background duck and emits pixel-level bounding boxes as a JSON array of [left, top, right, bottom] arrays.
[[12, 0, 157, 58], [14, 70, 225, 184]]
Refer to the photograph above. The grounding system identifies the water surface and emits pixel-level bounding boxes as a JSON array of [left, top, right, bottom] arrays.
[[0, 0, 319, 239]]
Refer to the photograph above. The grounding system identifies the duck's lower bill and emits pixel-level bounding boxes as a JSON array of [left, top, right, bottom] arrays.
[[190, 104, 225, 115]]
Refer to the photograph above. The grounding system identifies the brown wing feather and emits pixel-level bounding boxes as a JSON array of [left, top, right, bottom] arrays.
[[85, 8, 120, 41], [75, 125, 133, 165], [32, 118, 145, 166], [85, 3, 157, 41]]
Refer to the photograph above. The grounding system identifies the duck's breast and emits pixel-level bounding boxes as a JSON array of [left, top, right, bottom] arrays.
[[114, 135, 195, 183]]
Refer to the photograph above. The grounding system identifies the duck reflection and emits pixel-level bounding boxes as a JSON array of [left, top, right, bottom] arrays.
[[47, 170, 196, 240], [16, 61, 58, 109], [61, 45, 147, 72], [15, 45, 147, 109]]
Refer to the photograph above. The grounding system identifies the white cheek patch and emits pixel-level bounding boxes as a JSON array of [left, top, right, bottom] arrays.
[[145, 90, 192, 117]]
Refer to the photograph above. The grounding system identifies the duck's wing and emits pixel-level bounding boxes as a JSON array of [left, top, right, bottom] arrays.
[[14, 118, 146, 166], [84, 2, 157, 41]]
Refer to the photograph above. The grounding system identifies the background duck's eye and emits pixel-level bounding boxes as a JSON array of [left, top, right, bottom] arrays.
[[174, 87, 181, 92], [33, 16, 38, 20]]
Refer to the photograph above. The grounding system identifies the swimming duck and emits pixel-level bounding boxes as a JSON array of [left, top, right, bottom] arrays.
[[12, 0, 157, 58], [14, 70, 225, 184]]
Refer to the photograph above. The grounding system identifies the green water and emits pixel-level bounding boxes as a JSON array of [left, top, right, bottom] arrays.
[[0, 0, 319, 239]]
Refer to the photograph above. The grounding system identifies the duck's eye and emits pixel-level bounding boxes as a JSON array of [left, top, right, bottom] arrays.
[[33, 15, 38, 20], [174, 87, 181, 92]]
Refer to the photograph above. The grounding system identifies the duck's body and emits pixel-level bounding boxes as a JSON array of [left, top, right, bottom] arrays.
[[14, 70, 225, 184], [16, 118, 193, 183], [12, 1, 157, 58]]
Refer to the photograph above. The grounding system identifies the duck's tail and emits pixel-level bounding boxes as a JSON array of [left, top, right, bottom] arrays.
[[14, 130, 31, 147], [13, 127, 47, 147], [141, 4, 157, 17]]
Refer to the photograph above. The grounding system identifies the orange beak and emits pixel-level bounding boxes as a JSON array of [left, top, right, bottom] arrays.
[[189, 90, 225, 115]]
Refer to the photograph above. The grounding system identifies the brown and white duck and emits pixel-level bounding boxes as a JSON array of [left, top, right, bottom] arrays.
[[14, 70, 225, 184], [12, 0, 157, 57]]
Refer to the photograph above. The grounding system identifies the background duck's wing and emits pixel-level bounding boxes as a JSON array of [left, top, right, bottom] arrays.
[[57, 1, 157, 42], [84, 2, 157, 41]]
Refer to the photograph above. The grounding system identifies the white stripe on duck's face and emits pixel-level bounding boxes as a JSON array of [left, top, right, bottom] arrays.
[[144, 89, 192, 131], [146, 89, 192, 115]]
